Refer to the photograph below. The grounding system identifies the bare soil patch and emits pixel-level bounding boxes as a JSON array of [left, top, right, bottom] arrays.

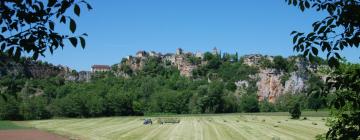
[[0, 129, 67, 140]]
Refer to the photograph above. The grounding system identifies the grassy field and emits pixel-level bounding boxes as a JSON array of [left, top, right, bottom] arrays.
[[24, 112, 329, 140], [0, 121, 28, 130]]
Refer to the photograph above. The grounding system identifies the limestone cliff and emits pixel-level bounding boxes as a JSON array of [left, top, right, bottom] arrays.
[[241, 55, 311, 102], [0, 57, 91, 82]]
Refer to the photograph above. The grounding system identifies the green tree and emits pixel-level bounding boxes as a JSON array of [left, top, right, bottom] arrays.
[[0, 95, 21, 120], [259, 100, 276, 112], [286, 0, 360, 138], [20, 96, 51, 120], [0, 0, 92, 61], [287, 0, 360, 67], [105, 92, 134, 116], [240, 92, 260, 113], [289, 102, 301, 119]]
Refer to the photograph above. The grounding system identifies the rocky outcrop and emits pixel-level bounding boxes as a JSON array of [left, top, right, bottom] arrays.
[[240, 55, 311, 103], [242, 54, 273, 67], [255, 69, 307, 103], [174, 53, 197, 77], [256, 69, 284, 102], [120, 48, 201, 77], [0, 57, 91, 82]]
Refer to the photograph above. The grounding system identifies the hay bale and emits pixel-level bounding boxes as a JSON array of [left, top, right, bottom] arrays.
[[223, 120, 227, 122], [273, 125, 279, 127], [312, 122, 318, 125], [303, 117, 307, 120], [321, 118, 326, 121], [262, 119, 266, 122], [272, 136, 281, 140], [157, 118, 180, 124], [277, 121, 281, 123]]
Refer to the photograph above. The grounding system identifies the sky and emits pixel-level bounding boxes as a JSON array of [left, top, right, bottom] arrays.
[[40, 0, 360, 71]]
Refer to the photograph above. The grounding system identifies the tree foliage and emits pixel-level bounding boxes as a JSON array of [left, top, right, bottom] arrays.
[[289, 102, 301, 119], [0, 0, 92, 61], [286, 0, 360, 68], [286, 0, 360, 139]]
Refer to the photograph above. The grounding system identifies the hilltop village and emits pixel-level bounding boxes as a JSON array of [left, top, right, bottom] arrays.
[[87, 48, 318, 103], [0, 48, 321, 103]]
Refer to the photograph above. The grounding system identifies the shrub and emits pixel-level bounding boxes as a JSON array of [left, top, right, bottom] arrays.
[[289, 103, 301, 119]]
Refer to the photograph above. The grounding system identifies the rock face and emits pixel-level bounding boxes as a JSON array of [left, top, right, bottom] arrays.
[[0, 58, 91, 82], [242, 55, 309, 103], [255, 70, 307, 103], [174, 53, 198, 77], [256, 69, 284, 102], [0, 58, 63, 79]]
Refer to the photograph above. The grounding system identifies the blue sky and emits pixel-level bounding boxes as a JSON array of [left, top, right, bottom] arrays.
[[40, 0, 360, 71]]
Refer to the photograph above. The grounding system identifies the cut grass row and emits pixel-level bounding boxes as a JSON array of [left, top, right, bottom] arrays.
[[24, 113, 329, 140]]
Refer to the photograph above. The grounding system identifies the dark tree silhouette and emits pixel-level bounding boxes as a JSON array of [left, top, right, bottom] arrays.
[[286, 0, 360, 139], [0, 0, 92, 61], [287, 0, 360, 67], [289, 102, 301, 119]]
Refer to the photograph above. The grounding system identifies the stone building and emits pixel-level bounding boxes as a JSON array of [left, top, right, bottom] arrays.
[[91, 65, 111, 73], [136, 51, 148, 58]]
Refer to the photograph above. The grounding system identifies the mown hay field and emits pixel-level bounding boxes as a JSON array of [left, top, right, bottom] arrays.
[[25, 113, 329, 140]]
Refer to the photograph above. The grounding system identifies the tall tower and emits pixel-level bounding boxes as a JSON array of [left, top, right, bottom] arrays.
[[212, 47, 219, 55], [176, 48, 183, 55]]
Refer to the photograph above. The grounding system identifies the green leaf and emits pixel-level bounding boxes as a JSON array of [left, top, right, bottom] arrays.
[[293, 34, 299, 44], [309, 53, 315, 63], [49, 46, 54, 54], [293, 0, 297, 6], [48, 0, 57, 7], [318, 26, 327, 34], [32, 52, 39, 60], [328, 56, 339, 68], [312, 47, 318, 56], [70, 18, 76, 33], [87, 3, 93, 10], [15, 47, 22, 59], [7, 47, 14, 56], [327, 18, 334, 26], [321, 44, 327, 51], [74, 4, 80, 16], [313, 22, 321, 31], [1, 27, 7, 33], [79, 37, 86, 49], [334, 53, 341, 59], [60, 16, 66, 24], [300, 1, 305, 11], [49, 21, 54, 30], [305, 1, 310, 8], [307, 32, 315, 38], [0, 43, 5, 51], [69, 37, 77, 47], [304, 49, 309, 57], [323, 42, 331, 52]]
